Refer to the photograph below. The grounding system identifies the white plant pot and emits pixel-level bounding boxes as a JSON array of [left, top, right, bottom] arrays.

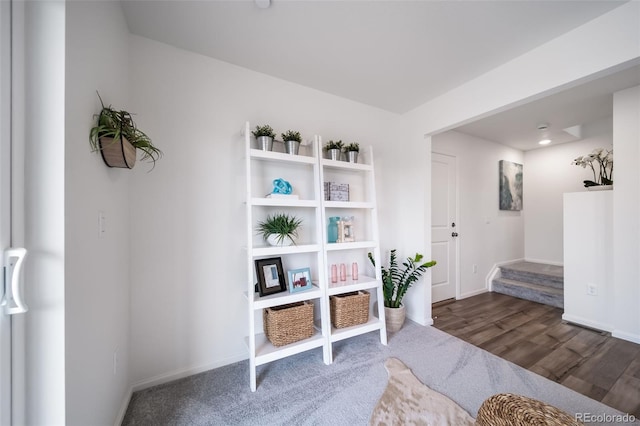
[[267, 234, 293, 247]]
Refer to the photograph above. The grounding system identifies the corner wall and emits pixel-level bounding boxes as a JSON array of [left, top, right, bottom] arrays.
[[65, 2, 132, 424], [523, 118, 613, 264], [612, 85, 640, 342], [432, 131, 524, 297]]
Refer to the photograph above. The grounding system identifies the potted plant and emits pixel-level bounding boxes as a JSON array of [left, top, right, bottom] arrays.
[[89, 92, 162, 170], [324, 140, 343, 161], [257, 213, 302, 246], [281, 130, 302, 155], [252, 124, 276, 151], [571, 148, 614, 188], [368, 249, 436, 332], [343, 142, 360, 163]]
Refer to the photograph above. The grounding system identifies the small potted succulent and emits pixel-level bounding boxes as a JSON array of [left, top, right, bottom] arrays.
[[343, 142, 360, 163], [281, 130, 302, 155], [257, 213, 302, 246], [89, 92, 162, 170], [252, 124, 277, 151], [324, 140, 343, 161]]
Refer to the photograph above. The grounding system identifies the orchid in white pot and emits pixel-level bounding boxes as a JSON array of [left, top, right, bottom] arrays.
[[571, 148, 613, 187]]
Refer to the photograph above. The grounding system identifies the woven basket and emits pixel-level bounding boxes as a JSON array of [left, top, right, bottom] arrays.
[[263, 301, 314, 347], [476, 393, 584, 426], [99, 136, 136, 169], [330, 291, 370, 328]]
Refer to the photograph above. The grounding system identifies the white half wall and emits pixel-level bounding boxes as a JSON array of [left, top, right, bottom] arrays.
[[127, 35, 401, 386], [523, 118, 613, 264], [612, 85, 640, 343], [64, 2, 133, 425], [432, 131, 524, 298]]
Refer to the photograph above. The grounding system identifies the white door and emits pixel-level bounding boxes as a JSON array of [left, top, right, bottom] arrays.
[[1, 0, 12, 422], [431, 153, 458, 303]]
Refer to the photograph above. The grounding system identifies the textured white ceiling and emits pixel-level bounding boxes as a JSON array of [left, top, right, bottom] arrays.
[[121, 0, 626, 114], [120, 1, 638, 150]]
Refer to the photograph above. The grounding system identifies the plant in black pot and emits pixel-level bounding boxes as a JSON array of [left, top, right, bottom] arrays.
[[252, 124, 276, 151], [281, 130, 302, 155], [89, 92, 162, 170], [257, 213, 302, 247], [368, 249, 436, 332]]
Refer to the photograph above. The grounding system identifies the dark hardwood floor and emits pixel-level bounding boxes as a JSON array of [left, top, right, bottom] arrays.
[[432, 292, 640, 418]]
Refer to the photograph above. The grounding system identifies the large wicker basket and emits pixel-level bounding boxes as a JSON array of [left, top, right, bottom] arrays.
[[330, 291, 370, 328], [263, 301, 314, 347]]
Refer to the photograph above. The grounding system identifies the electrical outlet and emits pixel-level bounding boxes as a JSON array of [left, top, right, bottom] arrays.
[[98, 211, 106, 238], [587, 284, 597, 296], [472, 264, 478, 274]]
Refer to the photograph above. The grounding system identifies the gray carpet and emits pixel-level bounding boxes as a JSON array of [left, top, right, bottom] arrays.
[[122, 322, 635, 425]]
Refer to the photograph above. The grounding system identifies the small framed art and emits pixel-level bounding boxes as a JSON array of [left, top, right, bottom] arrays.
[[287, 267, 313, 293], [255, 257, 287, 296]]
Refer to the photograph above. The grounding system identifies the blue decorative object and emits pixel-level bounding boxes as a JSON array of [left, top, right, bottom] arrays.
[[272, 178, 292, 195], [327, 216, 340, 243]]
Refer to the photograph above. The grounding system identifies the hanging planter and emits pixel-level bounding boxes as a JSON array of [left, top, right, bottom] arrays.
[[89, 92, 162, 170]]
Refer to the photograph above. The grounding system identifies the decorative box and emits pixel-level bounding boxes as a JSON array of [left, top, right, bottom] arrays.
[[324, 182, 350, 201]]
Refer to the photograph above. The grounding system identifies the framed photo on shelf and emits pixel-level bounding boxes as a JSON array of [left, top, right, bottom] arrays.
[[255, 257, 287, 296], [287, 267, 313, 293]]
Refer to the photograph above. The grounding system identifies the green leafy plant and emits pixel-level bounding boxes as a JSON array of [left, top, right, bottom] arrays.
[[89, 92, 162, 168], [368, 250, 436, 308], [324, 140, 343, 151], [257, 213, 302, 245], [343, 142, 359, 153], [281, 130, 302, 143], [252, 124, 276, 139]]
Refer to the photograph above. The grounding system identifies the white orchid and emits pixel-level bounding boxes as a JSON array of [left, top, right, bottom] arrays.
[[572, 148, 613, 186]]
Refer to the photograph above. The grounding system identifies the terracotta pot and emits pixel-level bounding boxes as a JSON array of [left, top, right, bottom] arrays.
[[385, 304, 406, 333]]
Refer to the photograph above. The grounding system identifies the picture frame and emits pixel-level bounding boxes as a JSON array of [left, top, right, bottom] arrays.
[[287, 267, 313, 293], [255, 257, 287, 296], [499, 160, 523, 211]]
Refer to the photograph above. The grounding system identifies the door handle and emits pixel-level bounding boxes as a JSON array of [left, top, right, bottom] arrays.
[[451, 232, 459, 237], [2, 247, 28, 315]]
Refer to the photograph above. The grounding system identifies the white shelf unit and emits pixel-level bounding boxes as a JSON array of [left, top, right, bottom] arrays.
[[318, 136, 387, 364], [243, 123, 387, 390], [244, 122, 330, 392]]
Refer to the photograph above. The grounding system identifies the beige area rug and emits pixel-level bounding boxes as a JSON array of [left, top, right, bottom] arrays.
[[370, 357, 476, 426]]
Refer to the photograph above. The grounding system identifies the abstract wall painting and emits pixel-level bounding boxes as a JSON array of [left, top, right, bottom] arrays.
[[499, 160, 523, 211]]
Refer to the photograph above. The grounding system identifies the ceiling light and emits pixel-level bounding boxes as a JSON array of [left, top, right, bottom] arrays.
[[538, 139, 552, 145], [537, 123, 551, 146]]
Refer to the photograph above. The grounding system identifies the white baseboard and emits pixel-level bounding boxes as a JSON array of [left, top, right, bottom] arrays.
[[562, 314, 613, 333], [131, 353, 248, 392], [459, 288, 488, 299], [114, 387, 132, 426], [612, 329, 640, 344], [524, 257, 564, 266]]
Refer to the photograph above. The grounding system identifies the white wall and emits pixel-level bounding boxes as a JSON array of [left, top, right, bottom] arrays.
[[127, 35, 401, 387], [612, 85, 640, 343], [65, 2, 132, 424], [22, 1, 66, 424], [563, 191, 613, 332], [432, 131, 524, 298], [524, 118, 613, 264]]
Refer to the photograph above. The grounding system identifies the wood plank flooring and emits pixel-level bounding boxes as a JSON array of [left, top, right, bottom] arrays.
[[432, 292, 640, 418]]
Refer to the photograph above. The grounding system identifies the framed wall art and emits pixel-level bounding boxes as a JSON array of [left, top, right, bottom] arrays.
[[499, 160, 523, 211]]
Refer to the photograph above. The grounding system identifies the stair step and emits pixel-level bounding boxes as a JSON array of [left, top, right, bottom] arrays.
[[492, 277, 564, 309], [500, 261, 563, 289]]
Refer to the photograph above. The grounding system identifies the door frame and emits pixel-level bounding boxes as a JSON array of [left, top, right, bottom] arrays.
[[431, 151, 460, 303]]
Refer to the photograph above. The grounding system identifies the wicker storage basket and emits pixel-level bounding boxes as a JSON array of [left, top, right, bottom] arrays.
[[263, 301, 314, 347], [476, 393, 584, 426], [330, 291, 370, 328]]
